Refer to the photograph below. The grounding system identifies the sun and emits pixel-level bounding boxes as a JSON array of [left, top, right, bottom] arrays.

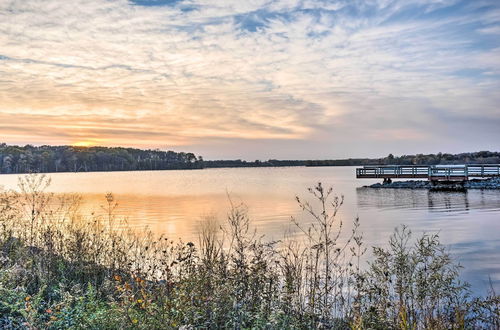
[[72, 141, 94, 147]]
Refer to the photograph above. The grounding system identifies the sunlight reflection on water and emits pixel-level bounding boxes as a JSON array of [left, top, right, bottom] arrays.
[[1, 166, 499, 294]]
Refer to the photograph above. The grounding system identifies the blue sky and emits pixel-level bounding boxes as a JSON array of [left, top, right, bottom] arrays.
[[0, 0, 499, 159]]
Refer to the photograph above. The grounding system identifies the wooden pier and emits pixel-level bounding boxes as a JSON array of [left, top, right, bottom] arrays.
[[356, 164, 500, 182]]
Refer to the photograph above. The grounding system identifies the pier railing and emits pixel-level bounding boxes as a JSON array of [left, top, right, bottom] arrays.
[[356, 164, 500, 181]]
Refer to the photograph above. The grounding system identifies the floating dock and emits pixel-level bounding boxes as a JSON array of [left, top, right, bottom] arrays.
[[356, 164, 500, 182]]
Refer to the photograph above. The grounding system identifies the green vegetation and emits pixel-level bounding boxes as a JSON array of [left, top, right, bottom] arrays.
[[0, 175, 498, 329], [2, 143, 499, 174], [303, 151, 500, 167], [202, 151, 500, 168], [0, 143, 202, 174], [203, 151, 500, 168]]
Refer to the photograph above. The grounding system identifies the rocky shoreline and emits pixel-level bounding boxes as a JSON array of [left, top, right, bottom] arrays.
[[365, 177, 500, 190]]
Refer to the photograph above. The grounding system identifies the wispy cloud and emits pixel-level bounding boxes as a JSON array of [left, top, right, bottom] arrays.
[[0, 0, 499, 158]]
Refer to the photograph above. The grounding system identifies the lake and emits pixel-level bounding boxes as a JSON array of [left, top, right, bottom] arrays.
[[1, 166, 499, 295]]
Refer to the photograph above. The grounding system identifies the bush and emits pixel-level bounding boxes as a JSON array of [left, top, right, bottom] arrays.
[[0, 175, 498, 329]]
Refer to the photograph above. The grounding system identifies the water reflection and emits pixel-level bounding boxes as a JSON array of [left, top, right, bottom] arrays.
[[1, 168, 499, 294], [357, 187, 500, 214], [356, 186, 500, 294], [427, 191, 469, 212]]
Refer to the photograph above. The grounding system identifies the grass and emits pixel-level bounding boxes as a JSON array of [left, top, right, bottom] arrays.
[[0, 174, 498, 329]]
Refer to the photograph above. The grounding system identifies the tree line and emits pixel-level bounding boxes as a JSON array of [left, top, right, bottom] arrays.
[[304, 151, 500, 166], [204, 151, 500, 168], [1, 143, 499, 174], [0, 143, 202, 174]]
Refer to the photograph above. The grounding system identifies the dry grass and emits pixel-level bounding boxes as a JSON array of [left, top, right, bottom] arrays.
[[0, 174, 498, 329]]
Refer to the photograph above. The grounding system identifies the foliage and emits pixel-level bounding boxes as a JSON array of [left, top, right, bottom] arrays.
[[0, 143, 202, 174], [356, 227, 472, 329], [0, 175, 498, 329], [203, 151, 500, 168], [304, 151, 500, 167], [1, 142, 499, 174]]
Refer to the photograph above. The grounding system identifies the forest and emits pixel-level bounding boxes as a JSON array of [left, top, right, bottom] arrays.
[[205, 151, 500, 168], [0, 143, 202, 174], [1, 143, 499, 174]]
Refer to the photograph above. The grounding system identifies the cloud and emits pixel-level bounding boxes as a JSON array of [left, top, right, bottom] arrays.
[[0, 0, 499, 158], [130, 0, 182, 6]]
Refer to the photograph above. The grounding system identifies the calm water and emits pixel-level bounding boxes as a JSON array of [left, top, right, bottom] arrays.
[[1, 166, 499, 294]]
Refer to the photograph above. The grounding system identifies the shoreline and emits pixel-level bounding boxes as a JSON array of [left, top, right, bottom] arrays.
[[363, 177, 500, 190]]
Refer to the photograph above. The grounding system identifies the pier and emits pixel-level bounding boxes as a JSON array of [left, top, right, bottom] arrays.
[[356, 164, 500, 182]]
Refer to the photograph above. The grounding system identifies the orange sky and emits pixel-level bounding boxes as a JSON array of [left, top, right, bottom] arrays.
[[1, 0, 499, 159]]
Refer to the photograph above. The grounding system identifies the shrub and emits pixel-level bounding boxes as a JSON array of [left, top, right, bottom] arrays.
[[0, 175, 498, 329]]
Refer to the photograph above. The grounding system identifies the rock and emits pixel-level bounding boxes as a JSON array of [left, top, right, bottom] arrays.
[[365, 178, 500, 190]]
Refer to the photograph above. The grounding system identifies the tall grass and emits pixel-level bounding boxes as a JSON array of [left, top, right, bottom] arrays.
[[0, 174, 498, 329]]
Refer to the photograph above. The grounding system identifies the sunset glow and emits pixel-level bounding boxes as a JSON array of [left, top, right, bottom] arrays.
[[1, 0, 499, 159], [1, 2, 500, 324], [72, 141, 95, 147]]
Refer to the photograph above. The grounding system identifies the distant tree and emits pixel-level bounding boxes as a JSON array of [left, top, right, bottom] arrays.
[[1, 143, 499, 173], [0, 144, 203, 174]]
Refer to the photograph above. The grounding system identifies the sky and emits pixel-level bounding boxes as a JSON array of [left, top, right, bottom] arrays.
[[0, 0, 499, 160]]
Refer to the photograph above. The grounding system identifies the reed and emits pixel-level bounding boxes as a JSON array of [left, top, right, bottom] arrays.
[[0, 174, 498, 329]]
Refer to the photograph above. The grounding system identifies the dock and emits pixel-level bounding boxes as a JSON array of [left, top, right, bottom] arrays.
[[356, 164, 500, 182]]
